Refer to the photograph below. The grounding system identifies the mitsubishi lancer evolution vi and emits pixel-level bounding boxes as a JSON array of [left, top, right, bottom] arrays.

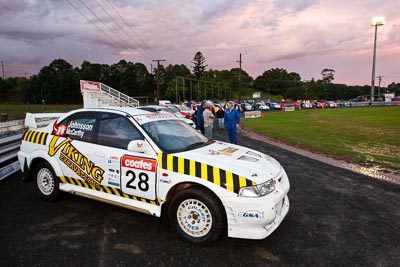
[[18, 107, 290, 244]]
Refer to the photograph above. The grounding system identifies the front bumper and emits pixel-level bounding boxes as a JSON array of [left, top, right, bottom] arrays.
[[222, 174, 290, 240]]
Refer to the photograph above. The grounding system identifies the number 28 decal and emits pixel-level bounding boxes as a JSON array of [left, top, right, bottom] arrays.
[[126, 170, 149, 191], [121, 155, 157, 196]]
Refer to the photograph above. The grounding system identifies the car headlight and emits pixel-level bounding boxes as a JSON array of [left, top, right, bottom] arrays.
[[238, 179, 275, 197]]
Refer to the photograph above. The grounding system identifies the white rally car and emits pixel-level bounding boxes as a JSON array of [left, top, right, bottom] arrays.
[[18, 107, 290, 244]]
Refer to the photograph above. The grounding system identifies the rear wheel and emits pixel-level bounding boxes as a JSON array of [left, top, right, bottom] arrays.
[[34, 161, 60, 201], [169, 187, 225, 245]]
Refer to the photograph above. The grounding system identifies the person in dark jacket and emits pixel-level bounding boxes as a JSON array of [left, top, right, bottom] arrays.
[[216, 106, 225, 129], [196, 100, 206, 134], [224, 101, 240, 144]]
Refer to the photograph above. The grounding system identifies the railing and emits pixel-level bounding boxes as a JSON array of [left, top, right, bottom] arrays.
[[0, 133, 23, 181], [100, 83, 140, 107]]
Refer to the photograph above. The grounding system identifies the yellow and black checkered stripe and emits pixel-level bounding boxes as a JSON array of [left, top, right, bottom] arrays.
[[157, 153, 256, 194], [23, 130, 48, 145], [59, 176, 161, 206]]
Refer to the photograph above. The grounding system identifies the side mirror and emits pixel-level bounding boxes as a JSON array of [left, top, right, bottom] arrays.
[[127, 140, 152, 153]]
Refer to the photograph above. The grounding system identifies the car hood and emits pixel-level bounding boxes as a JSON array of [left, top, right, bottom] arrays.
[[175, 140, 282, 184]]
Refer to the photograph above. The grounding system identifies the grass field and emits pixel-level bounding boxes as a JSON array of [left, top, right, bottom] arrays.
[[0, 104, 82, 121], [242, 107, 400, 173]]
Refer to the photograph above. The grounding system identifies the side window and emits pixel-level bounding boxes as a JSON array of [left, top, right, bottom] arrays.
[[97, 113, 143, 150], [54, 112, 97, 143]]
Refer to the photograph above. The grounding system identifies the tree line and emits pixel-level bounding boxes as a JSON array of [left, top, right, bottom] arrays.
[[1, 52, 399, 104]]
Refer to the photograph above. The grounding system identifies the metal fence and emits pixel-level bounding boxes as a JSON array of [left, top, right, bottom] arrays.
[[0, 133, 23, 181]]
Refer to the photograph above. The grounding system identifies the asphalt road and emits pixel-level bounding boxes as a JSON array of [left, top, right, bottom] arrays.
[[1, 128, 399, 266]]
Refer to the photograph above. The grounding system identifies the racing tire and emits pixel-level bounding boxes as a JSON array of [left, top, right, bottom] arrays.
[[34, 161, 60, 201], [169, 187, 226, 245]]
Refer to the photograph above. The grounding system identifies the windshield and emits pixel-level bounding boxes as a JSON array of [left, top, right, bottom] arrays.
[[141, 119, 208, 153], [168, 106, 180, 113]]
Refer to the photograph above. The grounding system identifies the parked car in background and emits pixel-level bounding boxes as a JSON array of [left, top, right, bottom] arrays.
[[170, 104, 193, 119], [313, 101, 323, 109], [166, 106, 186, 117], [137, 105, 195, 128], [243, 103, 253, 111], [159, 100, 172, 105], [301, 101, 312, 109], [270, 103, 281, 110], [328, 101, 337, 108], [258, 103, 270, 111]]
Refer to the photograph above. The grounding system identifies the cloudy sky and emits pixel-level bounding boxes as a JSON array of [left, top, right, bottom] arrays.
[[1, 0, 399, 86]]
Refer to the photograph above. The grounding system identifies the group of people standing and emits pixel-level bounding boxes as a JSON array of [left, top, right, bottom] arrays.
[[195, 101, 241, 144]]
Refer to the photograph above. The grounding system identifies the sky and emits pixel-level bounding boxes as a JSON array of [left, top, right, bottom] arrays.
[[1, 0, 399, 86]]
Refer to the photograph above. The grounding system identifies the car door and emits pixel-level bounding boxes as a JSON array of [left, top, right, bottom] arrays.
[[49, 111, 98, 185], [92, 112, 158, 201]]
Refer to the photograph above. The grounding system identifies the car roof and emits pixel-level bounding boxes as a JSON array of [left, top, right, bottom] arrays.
[[136, 105, 167, 111], [78, 107, 152, 116]]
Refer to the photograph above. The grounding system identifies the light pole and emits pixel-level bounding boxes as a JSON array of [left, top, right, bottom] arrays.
[[370, 16, 385, 103]]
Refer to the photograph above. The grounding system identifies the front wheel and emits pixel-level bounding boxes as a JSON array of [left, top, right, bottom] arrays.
[[34, 161, 60, 201], [169, 187, 226, 245]]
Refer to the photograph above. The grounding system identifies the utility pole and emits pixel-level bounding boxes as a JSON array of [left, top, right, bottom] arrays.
[[1, 60, 4, 78], [377, 75, 384, 101], [236, 53, 242, 101], [175, 77, 178, 103], [152, 59, 165, 102]]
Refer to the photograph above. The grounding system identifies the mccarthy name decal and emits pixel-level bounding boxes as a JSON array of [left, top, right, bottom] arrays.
[[48, 136, 105, 189]]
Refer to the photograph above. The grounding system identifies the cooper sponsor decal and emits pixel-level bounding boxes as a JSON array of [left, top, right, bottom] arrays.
[[122, 155, 157, 172], [238, 210, 264, 218], [48, 136, 105, 189]]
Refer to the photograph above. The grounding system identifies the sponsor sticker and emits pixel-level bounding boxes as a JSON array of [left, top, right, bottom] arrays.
[[108, 181, 120, 187], [81, 80, 100, 92], [133, 113, 176, 125], [65, 121, 94, 138], [53, 121, 67, 136], [238, 210, 264, 218], [160, 178, 171, 184], [219, 147, 238, 156], [48, 136, 105, 189], [122, 155, 157, 172]]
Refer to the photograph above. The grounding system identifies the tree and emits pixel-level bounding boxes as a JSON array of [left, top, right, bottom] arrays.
[[191, 51, 208, 79], [321, 68, 335, 84], [79, 61, 102, 82], [38, 58, 80, 103], [254, 68, 301, 97]]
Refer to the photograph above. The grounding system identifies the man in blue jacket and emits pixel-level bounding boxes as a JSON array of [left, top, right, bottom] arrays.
[[224, 101, 240, 144]]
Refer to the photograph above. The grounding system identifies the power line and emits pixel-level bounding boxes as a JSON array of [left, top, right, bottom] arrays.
[[75, 0, 132, 50], [92, 0, 156, 61], [104, 0, 162, 59], [64, 0, 127, 50]]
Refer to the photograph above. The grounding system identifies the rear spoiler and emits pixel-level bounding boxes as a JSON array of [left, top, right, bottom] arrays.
[[25, 113, 64, 129]]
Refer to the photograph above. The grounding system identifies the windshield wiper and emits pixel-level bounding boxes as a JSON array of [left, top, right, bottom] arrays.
[[183, 141, 206, 151]]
